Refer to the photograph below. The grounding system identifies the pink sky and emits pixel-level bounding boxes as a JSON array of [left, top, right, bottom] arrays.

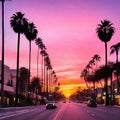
[[0, 0, 120, 92]]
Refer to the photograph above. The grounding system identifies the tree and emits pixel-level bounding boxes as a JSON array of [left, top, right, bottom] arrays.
[[80, 69, 90, 89], [110, 42, 120, 93], [30, 77, 41, 104], [10, 12, 28, 106], [40, 50, 48, 92], [93, 54, 101, 68], [44, 55, 51, 94], [96, 19, 115, 105], [35, 37, 42, 77], [86, 73, 98, 100], [19, 67, 29, 94], [35, 37, 46, 79], [24, 22, 38, 90]]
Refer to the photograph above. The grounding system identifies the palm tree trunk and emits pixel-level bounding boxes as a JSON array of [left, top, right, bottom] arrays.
[[44, 59, 46, 93], [27, 41, 31, 104], [29, 41, 31, 86], [35, 88, 37, 105], [93, 81, 96, 96], [41, 55, 44, 92], [110, 74, 114, 105], [99, 80, 103, 88], [84, 78, 90, 89], [37, 47, 39, 77], [105, 42, 109, 105], [1, 0, 5, 107], [15, 32, 20, 106], [46, 67, 48, 97], [49, 70, 51, 92], [116, 53, 119, 93]]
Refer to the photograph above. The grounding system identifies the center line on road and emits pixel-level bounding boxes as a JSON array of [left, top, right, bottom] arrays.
[[53, 105, 65, 120]]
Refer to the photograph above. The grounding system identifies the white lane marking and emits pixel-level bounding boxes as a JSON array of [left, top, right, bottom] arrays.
[[53, 105, 65, 120]]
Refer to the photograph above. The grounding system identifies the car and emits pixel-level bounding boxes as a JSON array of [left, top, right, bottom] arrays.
[[63, 100, 66, 103], [87, 99, 97, 107], [46, 101, 57, 109]]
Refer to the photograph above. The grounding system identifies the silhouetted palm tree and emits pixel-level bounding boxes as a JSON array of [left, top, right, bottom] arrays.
[[19, 67, 29, 94], [92, 54, 101, 93], [86, 73, 99, 100], [1, 0, 5, 107], [31, 77, 41, 104], [35, 38, 46, 79], [80, 69, 90, 89], [40, 50, 48, 92], [44, 55, 51, 95], [35, 37, 42, 77], [24, 22, 38, 89], [107, 61, 115, 105], [51, 70, 55, 92], [10, 12, 28, 105], [93, 54, 101, 68], [110, 42, 120, 93], [96, 19, 115, 105]]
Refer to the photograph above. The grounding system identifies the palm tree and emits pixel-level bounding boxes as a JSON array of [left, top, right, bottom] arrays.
[[24, 22, 38, 91], [35, 38, 46, 79], [80, 69, 90, 89], [35, 37, 42, 77], [1, 0, 5, 107], [107, 61, 115, 105], [51, 70, 55, 92], [19, 67, 29, 94], [96, 19, 115, 105], [110, 42, 120, 93], [39, 41, 46, 85], [44, 55, 51, 95], [31, 77, 41, 105], [10, 12, 28, 105], [93, 54, 101, 68], [40, 50, 48, 92], [86, 73, 99, 100], [35, 38, 46, 93], [0, 0, 11, 107], [92, 54, 101, 95]]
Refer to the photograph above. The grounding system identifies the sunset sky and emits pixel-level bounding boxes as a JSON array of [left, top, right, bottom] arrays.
[[0, 0, 120, 96]]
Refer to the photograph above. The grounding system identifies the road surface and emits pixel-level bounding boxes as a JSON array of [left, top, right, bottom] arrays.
[[0, 101, 120, 120]]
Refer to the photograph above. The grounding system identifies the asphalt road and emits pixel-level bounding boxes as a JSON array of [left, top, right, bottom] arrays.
[[0, 102, 120, 120]]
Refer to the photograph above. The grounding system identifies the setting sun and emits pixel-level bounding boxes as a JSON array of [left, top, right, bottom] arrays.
[[62, 89, 73, 98], [59, 84, 86, 98], [0, 0, 120, 119]]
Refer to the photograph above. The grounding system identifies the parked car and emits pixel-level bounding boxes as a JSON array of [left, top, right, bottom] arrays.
[[87, 99, 97, 107], [46, 101, 57, 109]]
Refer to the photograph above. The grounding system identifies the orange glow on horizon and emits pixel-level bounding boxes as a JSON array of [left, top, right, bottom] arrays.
[[59, 83, 87, 98]]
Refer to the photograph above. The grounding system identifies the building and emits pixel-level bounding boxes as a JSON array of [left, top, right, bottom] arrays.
[[0, 61, 42, 106], [0, 61, 16, 106]]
